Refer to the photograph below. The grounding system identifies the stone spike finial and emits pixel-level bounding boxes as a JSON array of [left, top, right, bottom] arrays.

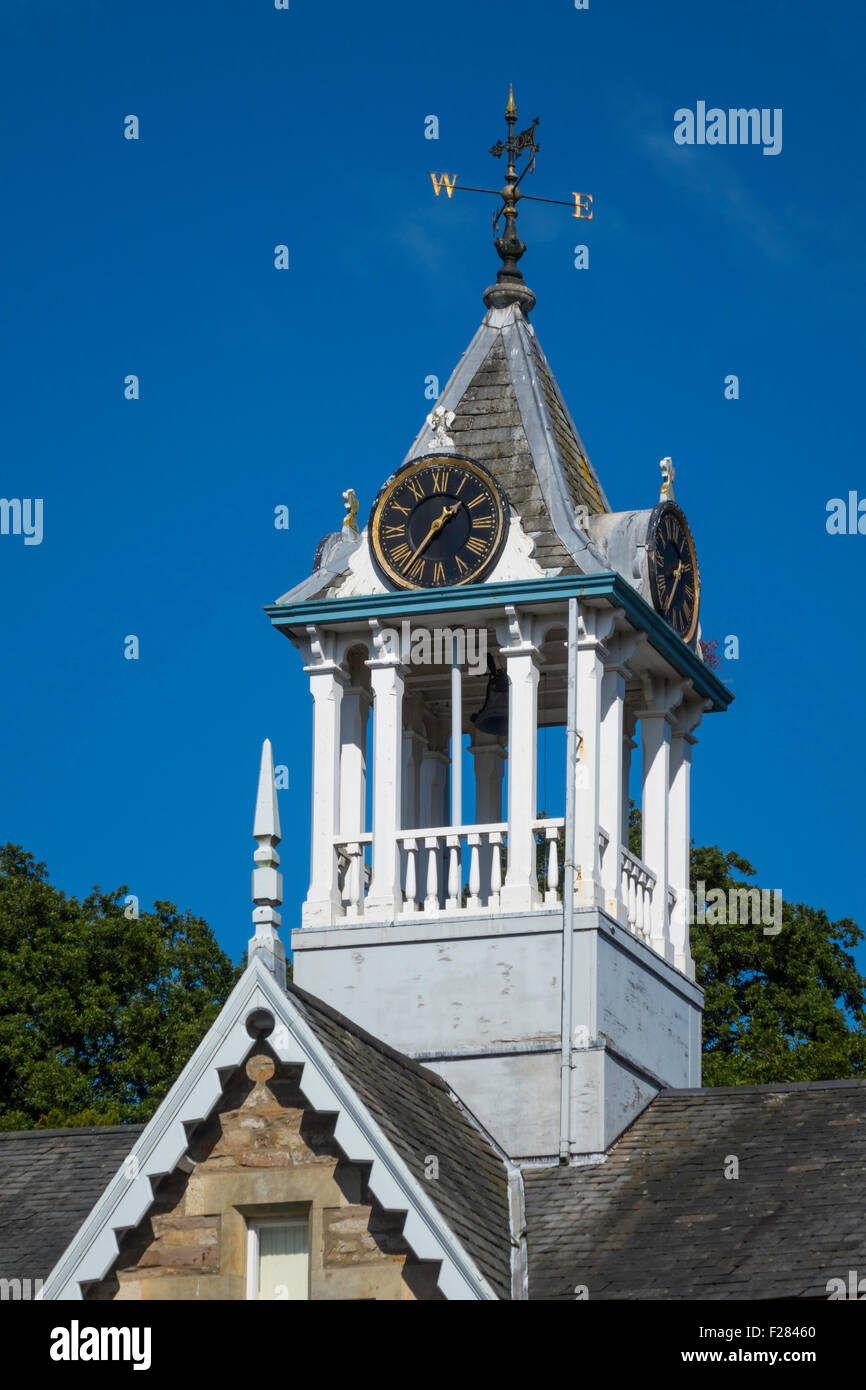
[[248, 738, 287, 987], [253, 737, 281, 843]]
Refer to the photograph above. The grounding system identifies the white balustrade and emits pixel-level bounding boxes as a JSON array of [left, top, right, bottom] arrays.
[[424, 834, 441, 913], [446, 834, 462, 912], [335, 822, 670, 940], [489, 831, 503, 910], [544, 826, 560, 906], [336, 836, 372, 918], [403, 836, 419, 915], [335, 817, 568, 920], [620, 847, 656, 942]]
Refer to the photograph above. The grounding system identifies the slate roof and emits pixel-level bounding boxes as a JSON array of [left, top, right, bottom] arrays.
[[524, 1079, 866, 1300], [8, 1027, 864, 1301], [0, 1124, 144, 1286], [286, 978, 513, 1299]]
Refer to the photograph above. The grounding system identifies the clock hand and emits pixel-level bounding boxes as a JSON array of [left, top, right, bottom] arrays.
[[406, 502, 461, 567], [663, 561, 684, 614], [406, 507, 450, 567]]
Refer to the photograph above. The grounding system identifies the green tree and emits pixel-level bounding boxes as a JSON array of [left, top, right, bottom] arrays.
[[0, 844, 242, 1131], [690, 841, 866, 1085]]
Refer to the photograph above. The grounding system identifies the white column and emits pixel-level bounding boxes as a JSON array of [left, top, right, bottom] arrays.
[[420, 733, 449, 909], [621, 710, 637, 846], [401, 698, 426, 831], [340, 684, 371, 839], [574, 603, 616, 909], [339, 682, 370, 914], [420, 738, 449, 827], [470, 731, 507, 901], [497, 608, 540, 912], [303, 636, 346, 928], [365, 632, 405, 918], [599, 629, 637, 923], [637, 676, 683, 961], [669, 697, 706, 977], [600, 673, 625, 920], [450, 639, 463, 828]]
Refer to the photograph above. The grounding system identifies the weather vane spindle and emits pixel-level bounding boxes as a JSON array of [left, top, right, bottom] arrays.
[[430, 84, 593, 314]]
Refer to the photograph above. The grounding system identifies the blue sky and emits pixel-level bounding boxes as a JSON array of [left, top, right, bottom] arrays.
[[2, 0, 865, 969]]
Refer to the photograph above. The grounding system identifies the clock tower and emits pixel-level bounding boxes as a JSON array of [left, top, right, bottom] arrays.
[[264, 94, 731, 1162]]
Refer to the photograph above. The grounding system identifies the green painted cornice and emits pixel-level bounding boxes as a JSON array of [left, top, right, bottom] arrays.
[[264, 572, 733, 711]]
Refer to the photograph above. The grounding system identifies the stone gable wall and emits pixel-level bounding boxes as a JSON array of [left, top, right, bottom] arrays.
[[86, 1049, 442, 1301]]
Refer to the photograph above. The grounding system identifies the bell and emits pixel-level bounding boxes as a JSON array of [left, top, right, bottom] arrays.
[[470, 656, 509, 738]]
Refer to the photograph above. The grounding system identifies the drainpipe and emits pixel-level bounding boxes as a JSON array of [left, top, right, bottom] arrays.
[[559, 597, 578, 1163]]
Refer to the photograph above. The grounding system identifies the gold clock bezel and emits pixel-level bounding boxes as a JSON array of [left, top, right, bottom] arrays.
[[368, 453, 509, 591], [647, 501, 701, 645]]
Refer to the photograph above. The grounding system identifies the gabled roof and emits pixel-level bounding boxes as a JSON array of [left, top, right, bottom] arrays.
[[0, 1124, 144, 1287], [524, 1079, 866, 1301], [38, 959, 513, 1301]]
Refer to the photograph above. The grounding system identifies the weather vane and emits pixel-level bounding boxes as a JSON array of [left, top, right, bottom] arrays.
[[430, 84, 593, 300]]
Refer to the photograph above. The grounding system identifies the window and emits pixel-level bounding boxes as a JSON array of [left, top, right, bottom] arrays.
[[246, 1217, 309, 1300]]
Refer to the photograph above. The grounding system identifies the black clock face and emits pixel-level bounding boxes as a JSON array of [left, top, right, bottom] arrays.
[[647, 503, 700, 642], [369, 454, 509, 590]]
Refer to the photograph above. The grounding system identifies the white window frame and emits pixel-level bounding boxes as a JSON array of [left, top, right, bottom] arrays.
[[245, 1215, 310, 1301]]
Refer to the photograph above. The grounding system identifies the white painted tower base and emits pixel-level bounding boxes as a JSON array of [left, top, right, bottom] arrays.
[[292, 905, 702, 1161]]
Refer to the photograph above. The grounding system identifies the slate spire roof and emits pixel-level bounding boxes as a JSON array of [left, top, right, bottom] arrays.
[[401, 300, 610, 575], [277, 297, 613, 603]]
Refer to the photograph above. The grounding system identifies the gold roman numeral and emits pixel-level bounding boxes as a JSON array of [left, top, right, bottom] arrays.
[[407, 558, 426, 582], [391, 543, 411, 565], [454, 474, 468, 494], [384, 524, 405, 537], [431, 469, 448, 493], [473, 514, 494, 529], [467, 493, 486, 510], [466, 537, 486, 556], [432, 561, 445, 584], [391, 501, 410, 516], [455, 555, 468, 574], [406, 478, 425, 501]]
